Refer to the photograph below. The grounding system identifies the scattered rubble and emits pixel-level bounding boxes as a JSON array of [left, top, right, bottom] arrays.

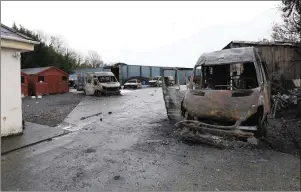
[[80, 112, 102, 120]]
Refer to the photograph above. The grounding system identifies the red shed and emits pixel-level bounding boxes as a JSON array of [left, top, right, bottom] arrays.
[[22, 66, 69, 96], [21, 71, 28, 97]]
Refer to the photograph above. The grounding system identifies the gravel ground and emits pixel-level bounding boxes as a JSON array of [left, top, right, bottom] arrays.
[[22, 91, 84, 127], [2, 88, 300, 191], [264, 114, 301, 157]]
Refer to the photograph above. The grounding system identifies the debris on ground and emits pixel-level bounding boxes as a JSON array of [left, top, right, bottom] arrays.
[[162, 140, 169, 145], [84, 148, 96, 153], [80, 112, 102, 120], [247, 137, 259, 145], [114, 176, 120, 180], [108, 112, 112, 115]]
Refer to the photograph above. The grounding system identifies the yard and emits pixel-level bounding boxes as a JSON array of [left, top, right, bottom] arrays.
[[22, 91, 84, 127], [2, 87, 300, 191]]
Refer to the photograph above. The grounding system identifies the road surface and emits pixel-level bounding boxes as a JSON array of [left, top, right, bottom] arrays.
[[2, 88, 300, 191]]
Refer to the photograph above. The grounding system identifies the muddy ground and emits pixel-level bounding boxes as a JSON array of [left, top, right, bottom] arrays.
[[2, 87, 300, 191], [22, 91, 84, 127]]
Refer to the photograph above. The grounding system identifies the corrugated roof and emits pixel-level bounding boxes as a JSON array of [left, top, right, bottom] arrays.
[[21, 67, 52, 75], [196, 47, 255, 66], [223, 40, 301, 49], [1, 24, 33, 41]]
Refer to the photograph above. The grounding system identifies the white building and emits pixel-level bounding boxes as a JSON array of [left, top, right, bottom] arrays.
[[1, 24, 39, 137]]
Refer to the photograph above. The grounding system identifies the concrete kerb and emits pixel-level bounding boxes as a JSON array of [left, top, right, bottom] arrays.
[[1, 131, 70, 155]]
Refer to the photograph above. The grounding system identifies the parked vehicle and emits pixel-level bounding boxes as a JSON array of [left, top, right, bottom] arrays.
[[69, 74, 77, 88], [149, 76, 162, 87], [124, 79, 142, 89], [81, 72, 121, 96], [179, 47, 271, 138]]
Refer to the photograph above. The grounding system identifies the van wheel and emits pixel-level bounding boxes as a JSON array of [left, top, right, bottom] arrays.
[[255, 109, 268, 138], [97, 91, 102, 97]]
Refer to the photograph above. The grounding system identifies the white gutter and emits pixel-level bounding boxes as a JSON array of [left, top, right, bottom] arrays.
[[1, 35, 40, 45]]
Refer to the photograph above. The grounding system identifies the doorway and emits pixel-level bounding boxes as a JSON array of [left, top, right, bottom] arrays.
[[111, 66, 120, 82]]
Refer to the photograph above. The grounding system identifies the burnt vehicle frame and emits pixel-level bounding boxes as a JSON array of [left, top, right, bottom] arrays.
[[163, 47, 271, 138]]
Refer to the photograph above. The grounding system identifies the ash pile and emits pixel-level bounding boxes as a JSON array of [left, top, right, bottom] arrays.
[[266, 79, 301, 156]]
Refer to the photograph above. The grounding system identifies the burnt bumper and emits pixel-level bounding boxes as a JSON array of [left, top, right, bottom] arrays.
[[102, 87, 121, 95]]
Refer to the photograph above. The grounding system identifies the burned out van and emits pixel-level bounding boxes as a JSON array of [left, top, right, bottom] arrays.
[[181, 47, 271, 138], [83, 72, 121, 96]]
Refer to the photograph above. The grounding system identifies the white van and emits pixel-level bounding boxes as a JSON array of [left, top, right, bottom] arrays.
[[83, 72, 121, 96]]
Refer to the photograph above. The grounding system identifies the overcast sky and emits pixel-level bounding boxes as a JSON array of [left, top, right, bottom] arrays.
[[1, 1, 282, 67]]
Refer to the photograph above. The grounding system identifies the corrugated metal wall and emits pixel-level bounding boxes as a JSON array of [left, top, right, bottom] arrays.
[[151, 67, 161, 77], [141, 66, 151, 78], [73, 65, 193, 85]]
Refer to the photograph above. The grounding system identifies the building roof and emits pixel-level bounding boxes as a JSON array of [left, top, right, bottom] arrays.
[[22, 66, 69, 76], [22, 67, 52, 75], [223, 40, 301, 49], [196, 47, 255, 66], [1, 23, 39, 44]]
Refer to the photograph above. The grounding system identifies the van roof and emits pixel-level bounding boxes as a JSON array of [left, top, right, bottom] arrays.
[[87, 72, 115, 76], [195, 47, 255, 66]]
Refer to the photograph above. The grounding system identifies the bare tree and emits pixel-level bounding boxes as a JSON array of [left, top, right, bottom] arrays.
[[36, 30, 50, 44], [271, 1, 301, 42], [85, 50, 104, 68], [50, 36, 66, 54]]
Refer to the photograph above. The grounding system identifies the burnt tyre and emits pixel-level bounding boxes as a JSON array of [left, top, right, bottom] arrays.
[[255, 108, 268, 138]]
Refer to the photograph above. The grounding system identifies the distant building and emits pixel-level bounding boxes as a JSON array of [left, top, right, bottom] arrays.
[[1, 23, 39, 137], [71, 63, 193, 85]]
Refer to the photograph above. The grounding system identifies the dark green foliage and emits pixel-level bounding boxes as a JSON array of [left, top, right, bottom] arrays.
[[12, 23, 101, 73]]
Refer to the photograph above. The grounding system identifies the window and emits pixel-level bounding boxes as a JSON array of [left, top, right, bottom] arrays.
[[193, 66, 202, 90], [193, 62, 258, 90], [38, 76, 44, 82], [93, 79, 98, 86], [62, 76, 67, 81], [21, 76, 25, 84], [98, 76, 117, 83]]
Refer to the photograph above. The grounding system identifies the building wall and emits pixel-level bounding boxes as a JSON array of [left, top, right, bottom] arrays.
[[21, 74, 28, 96], [1, 48, 23, 136], [225, 43, 301, 80]]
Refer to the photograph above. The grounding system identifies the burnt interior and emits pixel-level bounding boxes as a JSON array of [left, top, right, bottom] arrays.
[[194, 62, 259, 90]]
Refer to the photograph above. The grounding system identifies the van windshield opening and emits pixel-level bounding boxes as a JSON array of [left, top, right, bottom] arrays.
[[193, 62, 258, 90], [152, 77, 161, 80], [98, 76, 117, 83], [127, 80, 137, 83]]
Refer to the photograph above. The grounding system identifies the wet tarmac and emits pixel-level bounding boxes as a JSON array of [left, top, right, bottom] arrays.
[[1, 88, 300, 191]]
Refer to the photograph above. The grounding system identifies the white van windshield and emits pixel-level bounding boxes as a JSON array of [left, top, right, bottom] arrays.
[[98, 76, 117, 83]]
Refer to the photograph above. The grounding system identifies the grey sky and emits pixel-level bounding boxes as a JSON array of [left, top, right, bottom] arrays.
[[1, 1, 281, 67]]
